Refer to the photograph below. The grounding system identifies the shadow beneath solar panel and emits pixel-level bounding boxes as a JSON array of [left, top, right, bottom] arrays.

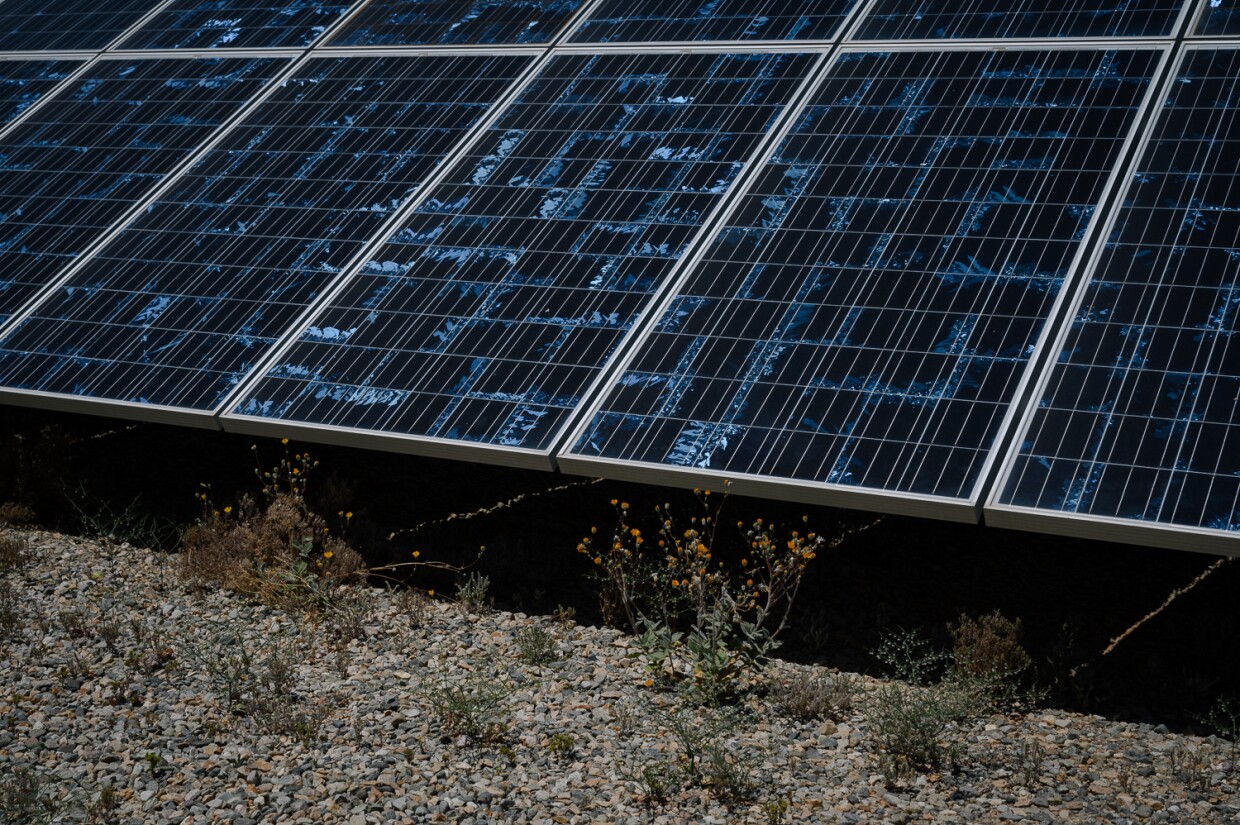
[[1, 406, 1235, 730]]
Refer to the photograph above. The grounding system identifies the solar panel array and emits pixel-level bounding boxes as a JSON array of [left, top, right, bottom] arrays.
[[0, 0, 1234, 554]]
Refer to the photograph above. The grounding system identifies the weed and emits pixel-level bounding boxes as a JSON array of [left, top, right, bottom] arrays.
[[0, 502, 36, 527], [0, 533, 31, 573], [580, 489, 835, 701], [553, 604, 576, 627], [866, 679, 979, 783], [84, 782, 118, 825], [58, 607, 91, 639], [142, 752, 165, 777], [764, 796, 790, 824], [179, 445, 363, 609], [770, 668, 860, 722], [948, 611, 1033, 708], [1199, 696, 1239, 766], [455, 572, 491, 614], [0, 767, 55, 824], [546, 732, 576, 759], [874, 627, 950, 686], [0, 579, 20, 641], [1168, 744, 1212, 792], [68, 489, 179, 552], [247, 693, 332, 742], [627, 758, 680, 807], [515, 622, 557, 665], [394, 586, 430, 626], [125, 619, 175, 675], [427, 671, 510, 744], [94, 617, 122, 653], [1014, 738, 1045, 787], [701, 740, 759, 803], [325, 586, 375, 643]]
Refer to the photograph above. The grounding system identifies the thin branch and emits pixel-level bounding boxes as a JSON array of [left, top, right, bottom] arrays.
[[386, 477, 605, 541], [1100, 556, 1234, 658]]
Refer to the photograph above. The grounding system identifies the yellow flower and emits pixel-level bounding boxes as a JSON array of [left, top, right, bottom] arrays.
[[427, 589, 434, 597], [223, 506, 232, 514], [593, 556, 602, 565], [324, 550, 334, 559], [345, 511, 353, 519], [610, 498, 618, 506], [281, 437, 289, 444], [412, 550, 421, 558], [292, 468, 300, 475], [671, 579, 680, 587]]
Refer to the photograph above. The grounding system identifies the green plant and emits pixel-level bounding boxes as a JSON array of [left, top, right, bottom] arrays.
[[0, 767, 54, 824], [85, 782, 118, 825], [515, 622, 557, 665], [874, 627, 949, 686], [427, 672, 510, 744], [866, 679, 978, 783], [627, 758, 680, 806], [948, 611, 1032, 708], [770, 668, 861, 722], [764, 795, 790, 824], [579, 490, 825, 700], [68, 489, 179, 552], [1168, 744, 1212, 792], [546, 732, 575, 759], [455, 571, 491, 614], [142, 752, 164, 777]]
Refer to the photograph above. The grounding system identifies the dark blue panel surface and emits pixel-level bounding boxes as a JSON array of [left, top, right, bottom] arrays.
[[999, 49, 1240, 535], [855, 0, 1184, 39], [231, 51, 818, 450], [119, 1, 356, 50], [0, 60, 80, 126], [0, 54, 529, 411], [329, 0, 583, 46], [569, 0, 857, 43], [0, 0, 161, 52], [1198, 2, 1240, 35], [0, 57, 285, 325], [569, 48, 1161, 501]]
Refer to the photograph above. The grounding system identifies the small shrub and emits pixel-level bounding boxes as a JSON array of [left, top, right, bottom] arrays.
[[58, 607, 92, 639], [770, 668, 860, 722], [0, 580, 21, 641], [949, 610, 1032, 707], [701, 741, 759, 804], [874, 627, 949, 686], [546, 732, 575, 759], [764, 796, 790, 824], [1014, 737, 1046, 787], [0, 502, 36, 527], [179, 445, 363, 609], [455, 572, 491, 614], [515, 622, 557, 665], [0, 533, 31, 572], [428, 672, 510, 744], [579, 490, 825, 701], [0, 767, 55, 824], [395, 586, 430, 626], [1200, 696, 1239, 765], [1168, 744, 1212, 792], [866, 679, 980, 782]]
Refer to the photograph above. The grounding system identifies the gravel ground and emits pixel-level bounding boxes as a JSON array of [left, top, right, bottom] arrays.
[[0, 529, 1236, 824]]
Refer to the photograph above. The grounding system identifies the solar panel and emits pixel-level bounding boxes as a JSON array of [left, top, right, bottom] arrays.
[[224, 50, 820, 464], [0, 53, 532, 416], [853, 0, 1187, 40], [989, 47, 1240, 552], [0, 59, 81, 127], [0, 56, 287, 327], [328, 0, 586, 47], [566, 0, 859, 43], [118, 1, 357, 50], [560, 47, 1165, 517], [1197, 2, 1240, 36], [0, 0, 163, 52]]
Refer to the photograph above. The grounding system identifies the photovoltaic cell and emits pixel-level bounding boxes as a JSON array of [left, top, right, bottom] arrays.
[[854, 0, 1185, 40], [119, 1, 357, 50], [328, 0, 584, 46], [0, 60, 81, 127], [0, 56, 286, 326], [995, 48, 1240, 539], [0, 54, 531, 412], [0, 0, 162, 52], [228, 51, 819, 455], [566, 48, 1162, 506], [1198, 2, 1240, 35], [567, 0, 858, 43]]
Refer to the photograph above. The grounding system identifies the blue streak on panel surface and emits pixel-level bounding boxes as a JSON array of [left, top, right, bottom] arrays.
[[120, 0, 354, 50], [0, 0, 161, 51], [0, 61, 80, 128], [855, 0, 1185, 39], [1000, 48, 1240, 535], [0, 54, 532, 413], [330, 0, 584, 46], [233, 51, 819, 451], [0, 57, 285, 327], [568, 0, 858, 43], [572, 48, 1161, 501]]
